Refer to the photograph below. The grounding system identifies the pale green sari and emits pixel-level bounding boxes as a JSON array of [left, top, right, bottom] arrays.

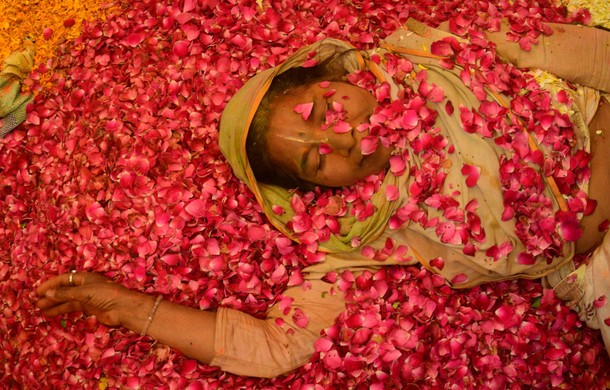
[[0, 45, 34, 137]]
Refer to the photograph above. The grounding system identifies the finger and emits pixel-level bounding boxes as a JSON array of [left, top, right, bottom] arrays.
[[66, 271, 83, 287], [37, 297, 75, 313], [37, 296, 64, 310], [37, 272, 95, 296], [45, 286, 82, 302], [36, 275, 66, 296], [37, 286, 80, 309], [41, 301, 84, 317], [37, 293, 78, 310]]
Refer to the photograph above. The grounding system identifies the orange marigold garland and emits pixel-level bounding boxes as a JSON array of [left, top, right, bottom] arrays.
[[0, 0, 119, 89]]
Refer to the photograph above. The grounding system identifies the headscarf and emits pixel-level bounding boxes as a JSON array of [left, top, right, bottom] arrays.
[[219, 38, 408, 253]]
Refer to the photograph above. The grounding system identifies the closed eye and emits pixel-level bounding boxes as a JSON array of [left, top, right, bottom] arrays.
[[301, 145, 321, 176], [316, 149, 326, 172]]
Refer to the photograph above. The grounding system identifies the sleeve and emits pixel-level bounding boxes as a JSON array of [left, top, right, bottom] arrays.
[[413, 19, 610, 93], [483, 21, 610, 93], [209, 279, 345, 378]]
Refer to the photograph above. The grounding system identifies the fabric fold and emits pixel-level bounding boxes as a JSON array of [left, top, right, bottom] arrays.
[[1, 44, 35, 137]]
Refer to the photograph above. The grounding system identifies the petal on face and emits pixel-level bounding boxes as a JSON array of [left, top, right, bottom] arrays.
[[323, 88, 337, 98], [360, 136, 378, 155], [319, 143, 333, 155], [333, 121, 351, 134], [293, 102, 314, 120]]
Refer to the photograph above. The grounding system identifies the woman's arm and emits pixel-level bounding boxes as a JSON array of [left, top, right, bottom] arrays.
[[36, 272, 346, 378], [438, 20, 610, 93], [36, 272, 217, 363]]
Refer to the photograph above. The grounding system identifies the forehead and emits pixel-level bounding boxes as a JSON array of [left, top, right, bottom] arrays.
[[275, 82, 317, 107], [269, 84, 316, 130], [265, 85, 319, 173]]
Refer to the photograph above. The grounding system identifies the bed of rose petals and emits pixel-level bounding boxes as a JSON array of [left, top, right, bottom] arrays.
[[1, 0, 610, 388]]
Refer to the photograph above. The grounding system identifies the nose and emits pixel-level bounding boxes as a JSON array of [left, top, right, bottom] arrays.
[[316, 127, 355, 158]]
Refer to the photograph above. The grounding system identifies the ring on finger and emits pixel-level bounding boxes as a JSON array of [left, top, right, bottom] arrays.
[[69, 270, 77, 286]]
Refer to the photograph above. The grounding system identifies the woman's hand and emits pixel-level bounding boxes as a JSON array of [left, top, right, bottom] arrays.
[[36, 272, 145, 328], [36, 271, 219, 365]]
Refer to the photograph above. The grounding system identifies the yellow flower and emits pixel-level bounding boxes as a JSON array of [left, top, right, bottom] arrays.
[[561, 0, 610, 29]]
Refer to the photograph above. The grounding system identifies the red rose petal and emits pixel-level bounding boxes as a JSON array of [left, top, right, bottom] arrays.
[[122, 32, 146, 47], [172, 40, 189, 57]]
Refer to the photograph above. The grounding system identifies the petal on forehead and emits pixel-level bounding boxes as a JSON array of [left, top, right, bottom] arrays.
[[323, 89, 336, 98]]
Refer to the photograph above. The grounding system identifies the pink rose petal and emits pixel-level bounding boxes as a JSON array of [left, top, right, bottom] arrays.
[[360, 136, 378, 155], [185, 199, 207, 218], [294, 102, 314, 120], [319, 143, 333, 155], [461, 164, 481, 187], [333, 121, 351, 134]]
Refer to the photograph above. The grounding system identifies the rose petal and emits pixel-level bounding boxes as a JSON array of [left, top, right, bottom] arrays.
[[294, 102, 314, 120]]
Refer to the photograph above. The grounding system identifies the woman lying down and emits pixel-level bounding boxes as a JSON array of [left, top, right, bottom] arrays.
[[35, 18, 610, 378]]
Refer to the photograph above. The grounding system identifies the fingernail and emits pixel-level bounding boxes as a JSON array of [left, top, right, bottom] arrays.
[[45, 289, 56, 298]]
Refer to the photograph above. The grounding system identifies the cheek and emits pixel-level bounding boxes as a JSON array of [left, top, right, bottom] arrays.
[[268, 139, 299, 173], [322, 158, 360, 180]]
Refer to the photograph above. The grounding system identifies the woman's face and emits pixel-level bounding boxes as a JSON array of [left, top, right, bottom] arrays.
[[267, 81, 393, 187]]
